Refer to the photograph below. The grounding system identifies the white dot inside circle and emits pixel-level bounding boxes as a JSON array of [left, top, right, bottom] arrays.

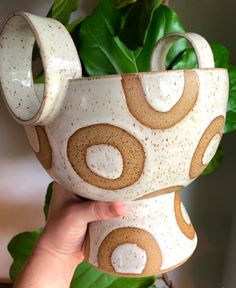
[[111, 243, 147, 274], [86, 144, 123, 179]]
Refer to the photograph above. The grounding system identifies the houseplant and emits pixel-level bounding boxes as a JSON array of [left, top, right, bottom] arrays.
[[5, 0, 236, 287]]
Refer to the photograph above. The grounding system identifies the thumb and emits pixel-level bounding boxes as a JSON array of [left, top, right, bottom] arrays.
[[80, 201, 126, 224]]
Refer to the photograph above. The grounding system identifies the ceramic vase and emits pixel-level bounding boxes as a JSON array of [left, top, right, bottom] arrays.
[[0, 12, 229, 276]]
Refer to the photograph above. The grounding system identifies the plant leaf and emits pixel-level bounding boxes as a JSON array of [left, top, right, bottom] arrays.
[[78, 0, 139, 75], [211, 43, 229, 68], [67, 16, 85, 33], [107, 277, 156, 288], [47, 0, 80, 25], [119, 0, 163, 50], [170, 43, 230, 70], [43, 182, 53, 220], [134, 5, 187, 71], [71, 260, 155, 288], [202, 145, 224, 175], [170, 48, 197, 70], [8, 230, 42, 282], [225, 65, 236, 133], [225, 110, 236, 132], [116, 0, 137, 9], [78, 3, 187, 75]]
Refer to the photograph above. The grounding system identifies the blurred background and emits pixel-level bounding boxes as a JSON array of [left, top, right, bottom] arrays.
[[0, 0, 235, 287]]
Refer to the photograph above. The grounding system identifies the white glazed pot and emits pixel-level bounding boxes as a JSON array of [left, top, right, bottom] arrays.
[[0, 12, 229, 276]]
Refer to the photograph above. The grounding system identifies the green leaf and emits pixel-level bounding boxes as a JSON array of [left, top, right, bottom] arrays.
[[171, 43, 229, 70], [43, 182, 53, 220], [71, 260, 155, 288], [116, 0, 137, 9], [225, 65, 236, 133], [107, 277, 156, 288], [225, 110, 236, 132], [119, 0, 163, 50], [78, 0, 139, 75], [47, 0, 80, 25], [211, 43, 229, 68], [78, 3, 187, 75], [202, 145, 224, 175], [171, 48, 197, 70], [67, 16, 85, 33], [8, 230, 42, 282], [171, 43, 230, 70], [34, 72, 45, 84], [134, 5, 187, 71]]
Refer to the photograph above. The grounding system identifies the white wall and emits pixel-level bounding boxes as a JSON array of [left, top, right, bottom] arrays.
[[0, 0, 235, 287]]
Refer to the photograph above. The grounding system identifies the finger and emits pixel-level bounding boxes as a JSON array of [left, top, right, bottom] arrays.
[[48, 182, 80, 219], [77, 201, 127, 225]]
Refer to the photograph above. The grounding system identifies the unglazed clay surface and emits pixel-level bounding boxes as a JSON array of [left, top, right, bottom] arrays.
[[0, 13, 229, 277]]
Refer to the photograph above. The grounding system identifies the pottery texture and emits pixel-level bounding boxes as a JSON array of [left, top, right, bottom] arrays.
[[0, 12, 229, 277]]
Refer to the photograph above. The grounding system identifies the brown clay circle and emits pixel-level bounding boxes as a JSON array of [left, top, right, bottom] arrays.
[[67, 124, 145, 190], [189, 116, 225, 179], [35, 126, 52, 170], [97, 227, 162, 276], [174, 192, 195, 240], [122, 70, 199, 129], [83, 231, 90, 260], [136, 185, 183, 200]]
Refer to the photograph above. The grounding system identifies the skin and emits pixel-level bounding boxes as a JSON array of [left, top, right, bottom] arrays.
[[14, 182, 126, 288]]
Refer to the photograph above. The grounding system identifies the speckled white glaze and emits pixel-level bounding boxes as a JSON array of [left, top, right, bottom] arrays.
[[43, 68, 228, 201], [0, 13, 229, 277], [111, 243, 147, 274]]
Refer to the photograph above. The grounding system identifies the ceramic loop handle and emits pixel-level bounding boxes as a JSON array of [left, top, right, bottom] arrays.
[[0, 12, 82, 125], [151, 32, 214, 72]]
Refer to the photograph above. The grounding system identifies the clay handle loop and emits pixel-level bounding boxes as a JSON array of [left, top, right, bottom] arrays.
[[150, 32, 214, 72], [0, 12, 82, 125]]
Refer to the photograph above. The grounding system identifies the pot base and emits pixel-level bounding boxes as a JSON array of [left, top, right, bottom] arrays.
[[85, 191, 197, 277]]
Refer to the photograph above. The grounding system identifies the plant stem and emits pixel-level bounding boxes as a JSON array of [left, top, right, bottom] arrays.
[[162, 273, 175, 288]]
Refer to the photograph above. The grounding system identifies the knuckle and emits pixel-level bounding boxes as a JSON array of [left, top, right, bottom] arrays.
[[93, 202, 105, 219]]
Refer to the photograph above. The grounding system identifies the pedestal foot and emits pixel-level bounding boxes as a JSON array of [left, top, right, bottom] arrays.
[[85, 191, 197, 277]]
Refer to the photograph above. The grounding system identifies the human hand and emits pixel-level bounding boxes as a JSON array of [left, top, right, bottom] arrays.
[[36, 182, 126, 264], [15, 182, 126, 288]]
